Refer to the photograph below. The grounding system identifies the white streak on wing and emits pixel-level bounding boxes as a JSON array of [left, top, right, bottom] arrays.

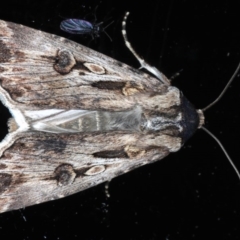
[[24, 109, 65, 120], [32, 122, 80, 133], [37, 110, 94, 125], [31, 109, 96, 133]]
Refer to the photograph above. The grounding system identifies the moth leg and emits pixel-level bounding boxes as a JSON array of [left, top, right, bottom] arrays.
[[104, 181, 111, 198], [122, 12, 170, 85], [170, 69, 183, 80]]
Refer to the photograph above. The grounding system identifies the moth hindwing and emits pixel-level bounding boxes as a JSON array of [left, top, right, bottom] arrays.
[[0, 19, 202, 213]]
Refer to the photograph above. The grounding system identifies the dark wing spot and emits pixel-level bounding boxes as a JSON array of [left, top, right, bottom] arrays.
[[54, 49, 76, 74], [33, 138, 67, 154], [54, 164, 76, 186], [0, 40, 11, 63], [0, 164, 7, 169], [93, 149, 128, 158], [91, 81, 126, 90], [0, 173, 12, 194]]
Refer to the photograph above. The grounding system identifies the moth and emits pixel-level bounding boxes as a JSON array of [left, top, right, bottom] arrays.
[[0, 12, 236, 214]]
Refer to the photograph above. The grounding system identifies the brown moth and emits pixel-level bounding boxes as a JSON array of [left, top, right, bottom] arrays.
[[0, 14, 204, 213]]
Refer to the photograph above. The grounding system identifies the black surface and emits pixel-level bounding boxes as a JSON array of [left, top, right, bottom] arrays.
[[0, 0, 240, 239]]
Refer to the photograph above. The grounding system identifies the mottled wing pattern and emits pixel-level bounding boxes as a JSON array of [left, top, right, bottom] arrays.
[[0, 131, 173, 213], [0, 20, 182, 213], [0, 20, 163, 111]]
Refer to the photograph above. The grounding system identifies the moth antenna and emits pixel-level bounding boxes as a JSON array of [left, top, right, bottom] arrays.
[[199, 62, 240, 181], [201, 126, 240, 181], [202, 62, 240, 112], [122, 12, 170, 85]]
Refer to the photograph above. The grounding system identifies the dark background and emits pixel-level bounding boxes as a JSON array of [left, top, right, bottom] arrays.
[[0, 0, 240, 239]]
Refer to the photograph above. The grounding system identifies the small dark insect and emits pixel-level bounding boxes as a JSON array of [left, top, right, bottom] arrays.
[[60, 19, 112, 40]]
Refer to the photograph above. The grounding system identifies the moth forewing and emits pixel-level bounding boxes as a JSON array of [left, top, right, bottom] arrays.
[[0, 19, 201, 213]]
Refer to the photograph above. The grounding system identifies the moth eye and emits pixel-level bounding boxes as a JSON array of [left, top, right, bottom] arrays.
[[83, 63, 105, 74], [54, 164, 76, 186], [84, 165, 106, 176], [54, 49, 76, 74]]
